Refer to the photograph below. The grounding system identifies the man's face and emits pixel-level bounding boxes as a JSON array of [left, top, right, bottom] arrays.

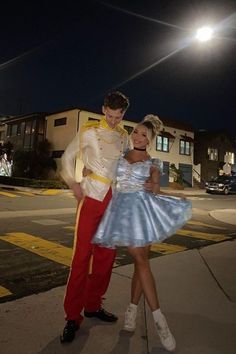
[[102, 106, 125, 129]]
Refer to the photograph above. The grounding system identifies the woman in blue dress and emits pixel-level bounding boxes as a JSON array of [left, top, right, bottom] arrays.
[[93, 115, 192, 352]]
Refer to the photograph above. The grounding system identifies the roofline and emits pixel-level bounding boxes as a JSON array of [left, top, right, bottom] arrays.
[[3, 112, 48, 124]]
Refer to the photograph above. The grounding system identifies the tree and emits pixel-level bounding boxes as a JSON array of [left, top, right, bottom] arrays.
[[0, 142, 13, 176], [169, 163, 183, 185], [0, 141, 13, 161], [12, 140, 57, 179]]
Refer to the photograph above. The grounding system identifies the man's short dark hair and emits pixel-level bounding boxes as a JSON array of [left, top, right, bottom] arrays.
[[104, 91, 130, 112]]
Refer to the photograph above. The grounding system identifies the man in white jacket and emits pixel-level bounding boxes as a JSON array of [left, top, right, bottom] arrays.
[[60, 91, 130, 343]]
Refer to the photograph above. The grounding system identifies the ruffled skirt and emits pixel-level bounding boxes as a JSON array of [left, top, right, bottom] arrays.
[[93, 191, 192, 248]]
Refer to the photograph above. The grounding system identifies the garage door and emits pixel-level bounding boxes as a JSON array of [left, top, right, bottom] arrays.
[[160, 161, 169, 187], [179, 163, 192, 187]]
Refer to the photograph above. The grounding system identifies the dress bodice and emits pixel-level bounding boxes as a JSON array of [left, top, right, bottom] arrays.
[[116, 157, 162, 193]]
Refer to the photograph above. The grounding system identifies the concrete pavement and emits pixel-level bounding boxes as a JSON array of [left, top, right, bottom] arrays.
[[0, 185, 236, 353], [0, 240, 236, 354]]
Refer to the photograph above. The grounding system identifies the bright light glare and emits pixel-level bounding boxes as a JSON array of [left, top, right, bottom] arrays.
[[196, 26, 213, 42]]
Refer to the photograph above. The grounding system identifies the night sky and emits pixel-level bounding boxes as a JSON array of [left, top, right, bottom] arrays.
[[0, 0, 236, 135]]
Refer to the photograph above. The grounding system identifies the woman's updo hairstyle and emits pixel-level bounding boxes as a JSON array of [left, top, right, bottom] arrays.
[[141, 114, 163, 142]]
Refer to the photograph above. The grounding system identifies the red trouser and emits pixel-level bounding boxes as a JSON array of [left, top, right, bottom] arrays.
[[64, 188, 116, 324]]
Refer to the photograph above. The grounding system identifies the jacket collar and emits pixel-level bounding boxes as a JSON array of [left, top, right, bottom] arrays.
[[100, 118, 117, 131]]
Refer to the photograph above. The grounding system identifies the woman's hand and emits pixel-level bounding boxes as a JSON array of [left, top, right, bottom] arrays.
[[149, 166, 160, 194]]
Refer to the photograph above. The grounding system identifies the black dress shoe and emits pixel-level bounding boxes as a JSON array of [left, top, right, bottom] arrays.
[[60, 320, 79, 343], [84, 308, 118, 322]]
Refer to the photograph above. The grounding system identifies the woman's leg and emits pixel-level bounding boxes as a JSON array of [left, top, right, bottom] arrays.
[[128, 246, 160, 311], [123, 246, 157, 331], [127, 246, 176, 352], [130, 267, 142, 304]]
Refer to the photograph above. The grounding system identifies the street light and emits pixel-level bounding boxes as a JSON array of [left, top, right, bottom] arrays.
[[196, 26, 214, 42]]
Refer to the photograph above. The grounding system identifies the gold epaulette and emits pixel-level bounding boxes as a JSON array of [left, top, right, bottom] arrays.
[[116, 126, 128, 135], [81, 120, 100, 132]]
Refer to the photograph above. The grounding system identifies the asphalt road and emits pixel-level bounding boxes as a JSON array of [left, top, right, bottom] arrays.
[[0, 189, 236, 303]]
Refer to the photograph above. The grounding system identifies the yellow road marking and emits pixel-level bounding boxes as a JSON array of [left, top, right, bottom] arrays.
[[0, 232, 119, 269], [187, 220, 226, 229], [40, 189, 62, 196], [64, 226, 75, 231], [0, 191, 18, 198], [151, 243, 186, 254], [176, 229, 230, 242], [0, 285, 12, 297], [17, 191, 35, 196], [0, 232, 72, 266]]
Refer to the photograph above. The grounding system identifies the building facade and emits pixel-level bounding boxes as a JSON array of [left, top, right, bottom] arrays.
[[4, 113, 46, 151], [46, 108, 195, 187], [194, 131, 236, 182]]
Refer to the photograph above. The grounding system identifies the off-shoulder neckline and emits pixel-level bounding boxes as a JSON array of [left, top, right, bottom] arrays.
[[122, 156, 151, 165]]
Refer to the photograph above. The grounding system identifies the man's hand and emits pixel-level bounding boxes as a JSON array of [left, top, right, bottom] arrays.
[[70, 182, 84, 202]]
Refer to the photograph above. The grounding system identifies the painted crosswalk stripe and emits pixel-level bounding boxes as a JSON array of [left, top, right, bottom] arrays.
[[40, 189, 62, 196], [187, 220, 226, 230], [0, 285, 12, 297], [64, 226, 75, 231], [0, 232, 119, 268], [176, 229, 230, 242], [151, 243, 187, 254], [16, 191, 35, 196], [0, 191, 18, 198], [0, 232, 73, 267]]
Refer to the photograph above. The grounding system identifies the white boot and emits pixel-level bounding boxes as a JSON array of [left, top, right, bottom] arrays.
[[156, 313, 176, 352], [123, 304, 137, 332]]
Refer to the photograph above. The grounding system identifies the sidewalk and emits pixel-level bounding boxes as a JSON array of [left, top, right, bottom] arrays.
[[0, 240, 236, 354]]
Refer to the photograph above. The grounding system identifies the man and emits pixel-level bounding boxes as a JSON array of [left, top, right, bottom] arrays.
[[60, 91, 130, 343]]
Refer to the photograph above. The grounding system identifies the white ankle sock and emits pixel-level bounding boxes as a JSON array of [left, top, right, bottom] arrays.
[[129, 303, 138, 311], [152, 308, 163, 323]]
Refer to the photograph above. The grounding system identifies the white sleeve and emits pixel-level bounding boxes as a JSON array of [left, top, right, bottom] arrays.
[[60, 130, 82, 186], [123, 133, 131, 152], [152, 158, 164, 175]]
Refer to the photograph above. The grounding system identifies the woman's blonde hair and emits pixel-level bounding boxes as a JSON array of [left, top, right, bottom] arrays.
[[140, 114, 163, 142]]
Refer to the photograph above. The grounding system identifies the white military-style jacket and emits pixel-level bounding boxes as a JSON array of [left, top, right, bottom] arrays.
[[61, 118, 129, 201]]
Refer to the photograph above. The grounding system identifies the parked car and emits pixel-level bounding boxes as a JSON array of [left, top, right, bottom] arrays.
[[205, 175, 236, 194]]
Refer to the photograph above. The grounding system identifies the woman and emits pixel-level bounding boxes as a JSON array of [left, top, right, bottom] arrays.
[[93, 115, 192, 352]]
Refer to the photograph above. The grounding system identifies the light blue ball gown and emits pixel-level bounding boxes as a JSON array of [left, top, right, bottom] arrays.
[[93, 156, 192, 248]]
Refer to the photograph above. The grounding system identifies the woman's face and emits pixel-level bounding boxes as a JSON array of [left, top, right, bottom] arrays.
[[131, 124, 149, 149]]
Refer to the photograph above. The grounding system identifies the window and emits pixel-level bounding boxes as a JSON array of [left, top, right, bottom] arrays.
[[7, 125, 12, 137], [225, 152, 234, 164], [121, 125, 134, 135], [17, 123, 21, 135], [88, 117, 100, 122], [124, 125, 134, 135], [180, 139, 190, 155], [11, 124, 18, 136], [52, 150, 64, 158], [208, 148, 218, 161], [38, 120, 45, 134], [23, 120, 36, 149], [156, 136, 169, 152], [25, 121, 32, 135], [54, 117, 67, 126]]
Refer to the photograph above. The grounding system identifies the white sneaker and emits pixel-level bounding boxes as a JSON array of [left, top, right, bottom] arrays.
[[123, 305, 137, 332], [156, 314, 176, 352]]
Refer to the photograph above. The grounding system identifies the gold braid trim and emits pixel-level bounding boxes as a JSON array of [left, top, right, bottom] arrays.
[[116, 126, 128, 136], [81, 120, 100, 132]]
